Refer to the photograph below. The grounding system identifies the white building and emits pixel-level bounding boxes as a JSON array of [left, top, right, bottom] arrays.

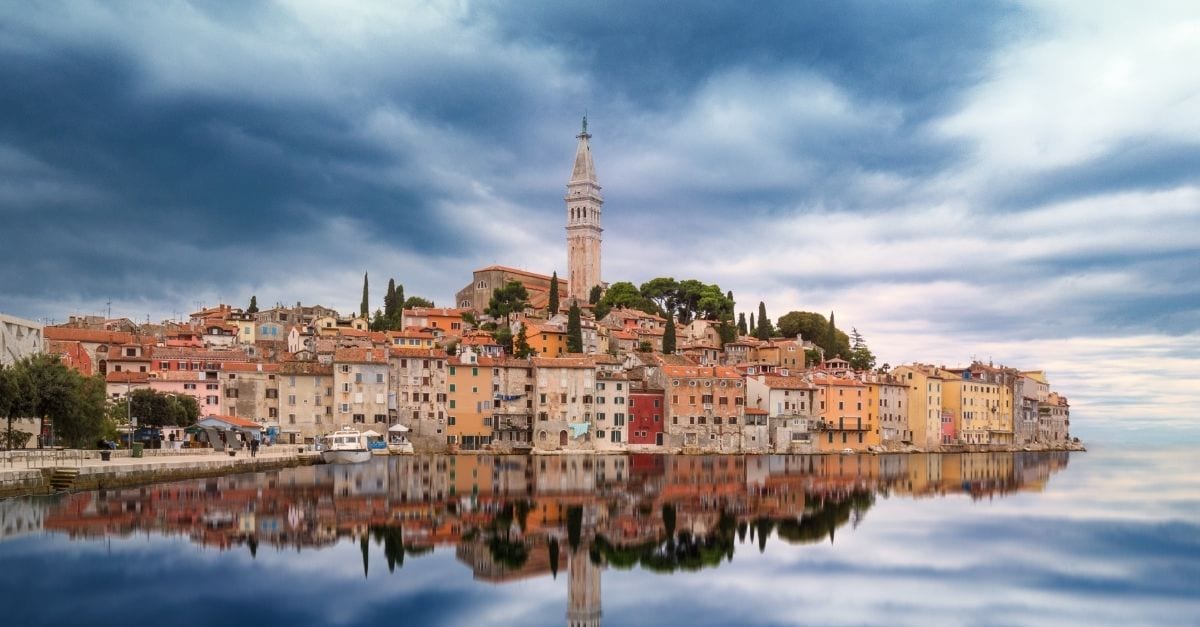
[[1, 313, 42, 367]]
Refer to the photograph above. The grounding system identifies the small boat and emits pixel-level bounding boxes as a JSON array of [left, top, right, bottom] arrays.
[[320, 427, 372, 464], [387, 423, 415, 455]]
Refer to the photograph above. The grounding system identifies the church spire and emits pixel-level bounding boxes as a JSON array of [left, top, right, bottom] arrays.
[[570, 114, 597, 185]]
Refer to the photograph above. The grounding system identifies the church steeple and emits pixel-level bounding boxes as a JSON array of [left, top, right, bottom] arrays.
[[566, 115, 603, 305]]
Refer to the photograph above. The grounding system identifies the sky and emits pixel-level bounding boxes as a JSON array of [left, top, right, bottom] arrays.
[[1, 1, 1197, 434]]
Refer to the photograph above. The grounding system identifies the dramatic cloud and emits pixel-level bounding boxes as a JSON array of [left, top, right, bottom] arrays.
[[1, 1, 1196, 429]]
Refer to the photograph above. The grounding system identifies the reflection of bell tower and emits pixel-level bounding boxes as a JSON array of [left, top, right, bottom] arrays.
[[567, 546, 601, 627]]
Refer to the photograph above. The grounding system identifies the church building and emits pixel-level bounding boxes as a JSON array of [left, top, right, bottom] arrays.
[[456, 117, 604, 315]]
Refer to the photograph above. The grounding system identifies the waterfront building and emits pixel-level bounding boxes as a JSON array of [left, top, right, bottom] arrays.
[[627, 386, 665, 447], [893, 364, 947, 449], [660, 364, 745, 453], [447, 349, 493, 450], [745, 374, 817, 453], [332, 347, 390, 427], [390, 347, 449, 442], [812, 373, 875, 452], [221, 362, 281, 431], [592, 371, 630, 450], [42, 326, 134, 375], [864, 374, 909, 447], [148, 371, 224, 420], [276, 361, 333, 444], [487, 356, 536, 450], [532, 356, 597, 451]]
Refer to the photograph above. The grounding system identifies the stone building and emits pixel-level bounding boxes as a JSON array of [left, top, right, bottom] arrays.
[[277, 361, 334, 444], [532, 356, 597, 451], [660, 364, 745, 453], [333, 347, 390, 427], [390, 347, 449, 445]]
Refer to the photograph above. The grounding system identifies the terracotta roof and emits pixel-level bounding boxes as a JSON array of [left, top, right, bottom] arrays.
[[277, 361, 334, 376], [333, 347, 389, 364], [48, 340, 94, 376], [403, 307, 467, 317], [106, 371, 150, 384], [389, 347, 449, 359], [221, 362, 280, 373], [760, 375, 816, 390], [475, 265, 566, 283], [661, 364, 740, 378], [151, 348, 254, 362], [533, 357, 593, 369], [44, 327, 134, 344]]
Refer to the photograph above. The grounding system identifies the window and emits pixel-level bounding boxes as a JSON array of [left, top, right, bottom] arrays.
[[355, 373, 363, 384], [448, 416, 456, 426]]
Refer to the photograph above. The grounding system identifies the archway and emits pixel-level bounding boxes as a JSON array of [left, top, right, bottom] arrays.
[[559, 430, 568, 447]]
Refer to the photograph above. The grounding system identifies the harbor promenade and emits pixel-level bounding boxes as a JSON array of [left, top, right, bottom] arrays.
[[0, 446, 321, 498]]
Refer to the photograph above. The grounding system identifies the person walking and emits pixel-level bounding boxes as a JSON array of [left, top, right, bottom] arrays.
[[250, 437, 259, 458]]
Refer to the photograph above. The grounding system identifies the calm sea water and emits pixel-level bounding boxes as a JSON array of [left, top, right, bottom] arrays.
[[2, 446, 1198, 626]]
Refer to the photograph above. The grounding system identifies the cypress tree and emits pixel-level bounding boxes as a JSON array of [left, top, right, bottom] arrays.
[[827, 311, 837, 354], [749, 312, 755, 334], [247, 295, 259, 314], [663, 316, 676, 354], [384, 279, 396, 327], [756, 302, 771, 339], [548, 271, 560, 315], [737, 312, 747, 336], [589, 284, 602, 305], [360, 272, 369, 319], [566, 304, 583, 353]]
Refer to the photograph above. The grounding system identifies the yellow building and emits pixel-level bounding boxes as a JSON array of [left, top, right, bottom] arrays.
[[892, 364, 946, 449], [447, 352, 493, 450], [940, 373, 1004, 445]]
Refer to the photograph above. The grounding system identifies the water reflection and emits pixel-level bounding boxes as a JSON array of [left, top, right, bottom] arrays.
[[2, 452, 1071, 624]]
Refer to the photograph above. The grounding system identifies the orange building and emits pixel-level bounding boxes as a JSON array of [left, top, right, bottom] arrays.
[[812, 373, 877, 452], [447, 354, 493, 450], [526, 322, 569, 357]]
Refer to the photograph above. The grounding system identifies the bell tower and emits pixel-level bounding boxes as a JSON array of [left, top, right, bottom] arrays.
[[565, 115, 603, 304]]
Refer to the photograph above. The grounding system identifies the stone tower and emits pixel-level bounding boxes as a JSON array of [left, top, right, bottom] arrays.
[[566, 115, 603, 304], [567, 545, 601, 627]]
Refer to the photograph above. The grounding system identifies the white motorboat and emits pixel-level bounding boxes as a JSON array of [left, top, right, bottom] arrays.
[[320, 427, 372, 464]]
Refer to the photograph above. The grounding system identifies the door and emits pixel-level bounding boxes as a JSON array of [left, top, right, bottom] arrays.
[[559, 430, 568, 447]]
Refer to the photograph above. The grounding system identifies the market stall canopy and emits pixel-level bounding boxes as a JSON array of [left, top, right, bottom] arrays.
[[360, 430, 382, 438], [387, 424, 411, 432]]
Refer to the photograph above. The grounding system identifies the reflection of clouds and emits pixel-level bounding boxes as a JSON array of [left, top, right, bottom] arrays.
[[2, 448, 1197, 626]]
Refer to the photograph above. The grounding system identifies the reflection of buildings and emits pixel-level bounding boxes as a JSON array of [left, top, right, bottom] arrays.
[[29, 451, 1072, 624]]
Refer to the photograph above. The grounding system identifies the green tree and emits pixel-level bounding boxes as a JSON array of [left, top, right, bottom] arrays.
[[662, 503, 677, 540], [247, 295, 259, 314], [360, 272, 369, 319], [848, 327, 876, 371], [403, 296, 433, 309], [737, 312, 748, 336], [567, 304, 583, 353], [589, 284, 602, 305], [749, 313, 755, 334], [717, 320, 737, 346], [492, 327, 513, 354], [0, 365, 30, 449], [486, 281, 530, 328], [755, 302, 773, 339], [548, 536, 560, 579], [596, 281, 657, 320], [370, 308, 386, 331], [548, 271, 560, 315], [663, 316, 676, 354], [514, 324, 534, 358], [639, 277, 678, 315], [384, 279, 400, 329], [777, 311, 850, 358]]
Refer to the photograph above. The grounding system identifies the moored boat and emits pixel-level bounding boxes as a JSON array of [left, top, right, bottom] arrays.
[[320, 427, 372, 464]]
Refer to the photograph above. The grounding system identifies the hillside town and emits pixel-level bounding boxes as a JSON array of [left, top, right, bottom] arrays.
[[0, 119, 1073, 454]]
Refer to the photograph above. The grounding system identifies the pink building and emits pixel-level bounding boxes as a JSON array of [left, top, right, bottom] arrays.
[[149, 371, 223, 417]]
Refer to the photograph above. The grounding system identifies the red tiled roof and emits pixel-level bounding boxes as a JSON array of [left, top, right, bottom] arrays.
[[333, 347, 389, 364], [661, 364, 741, 379], [44, 327, 134, 344], [760, 375, 815, 390], [277, 361, 334, 376], [389, 347, 449, 359]]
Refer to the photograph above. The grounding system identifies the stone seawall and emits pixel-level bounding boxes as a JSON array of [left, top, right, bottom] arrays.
[[0, 453, 321, 499]]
